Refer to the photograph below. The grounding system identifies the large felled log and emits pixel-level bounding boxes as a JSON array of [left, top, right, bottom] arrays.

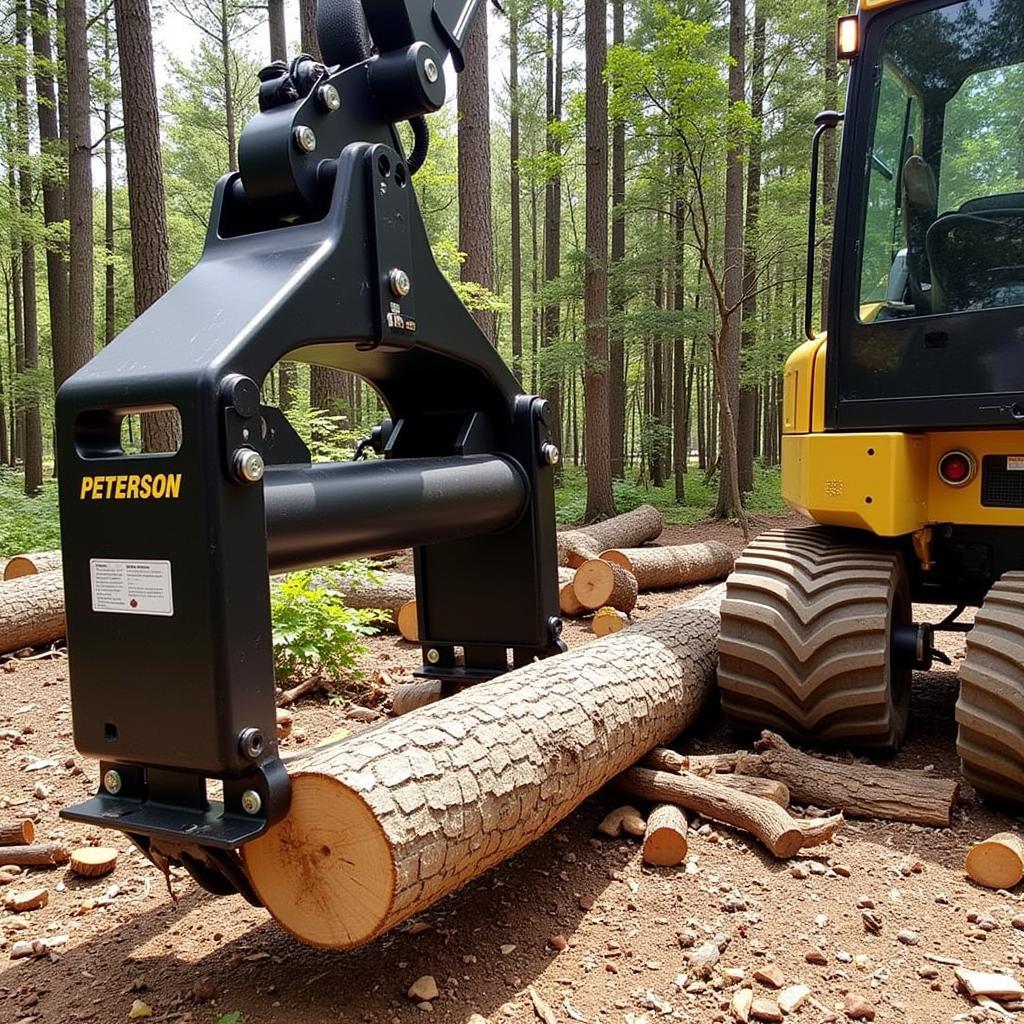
[[557, 504, 663, 568], [600, 541, 734, 590], [965, 832, 1024, 890], [0, 572, 66, 655], [641, 749, 790, 807], [573, 560, 638, 613], [616, 766, 842, 858], [736, 731, 959, 827], [323, 571, 415, 630], [242, 585, 725, 949], [2, 551, 63, 580]]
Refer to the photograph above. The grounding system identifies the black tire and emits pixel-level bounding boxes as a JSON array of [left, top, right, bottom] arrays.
[[718, 527, 912, 752], [956, 573, 1024, 802]]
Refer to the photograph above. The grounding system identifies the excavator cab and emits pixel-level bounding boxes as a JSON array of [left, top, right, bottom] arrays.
[[718, 0, 1024, 800]]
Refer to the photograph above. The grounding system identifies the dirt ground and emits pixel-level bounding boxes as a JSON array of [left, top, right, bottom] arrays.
[[1, 514, 1022, 1024]]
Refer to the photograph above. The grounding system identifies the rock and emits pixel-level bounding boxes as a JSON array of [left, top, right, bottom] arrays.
[[1012, 915, 1024, 931], [896, 929, 920, 946], [804, 948, 828, 966], [128, 1000, 153, 1019], [789, 864, 809, 880], [466, 1016, 489, 1024], [861, 910, 883, 934], [750, 998, 783, 1023], [752, 964, 785, 990], [549, 934, 567, 951], [32, 782, 49, 799], [731, 988, 753, 1023], [778, 985, 811, 1014], [408, 976, 440, 1002], [4, 888, 48, 912], [975, 914, 998, 932], [832, 864, 852, 878], [855, 897, 875, 910], [843, 993, 876, 1021], [191, 978, 217, 1002], [954, 968, 1024, 1001], [500, 944, 516, 955]]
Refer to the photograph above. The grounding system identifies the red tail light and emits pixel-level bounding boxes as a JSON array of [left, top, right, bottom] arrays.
[[938, 450, 975, 487]]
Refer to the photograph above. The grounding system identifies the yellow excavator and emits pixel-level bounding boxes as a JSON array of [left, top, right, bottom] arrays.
[[718, 0, 1024, 800]]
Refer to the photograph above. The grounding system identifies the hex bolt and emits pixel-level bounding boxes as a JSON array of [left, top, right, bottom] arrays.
[[241, 790, 262, 815], [233, 448, 265, 484], [103, 769, 122, 795], [238, 727, 264, 760], [293, 125, 317, 153], [540, 443, 560, 466], [389, 268, 412, 297], [426, 648, 441, 665], [424, 57, 439, 83], [317, 84, 341, 111]]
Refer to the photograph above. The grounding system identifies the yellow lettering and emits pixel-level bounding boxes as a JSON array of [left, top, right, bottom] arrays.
[[78, 471, 183, 500], [115, 477, 127, 500], [104, 476, 117, 499], [139, 475, 152, 500], [80, 477, 94, 499], [92, 478, 104, 500], [164, 474, 181, 499], [151, 474, 167, 499], [126, 476, 139, 499]]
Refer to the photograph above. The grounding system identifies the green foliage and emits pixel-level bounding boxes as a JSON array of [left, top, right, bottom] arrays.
[[214, 1013, 244, 1024], [0, 471, 61, 557], [270, 567, 383, 685]]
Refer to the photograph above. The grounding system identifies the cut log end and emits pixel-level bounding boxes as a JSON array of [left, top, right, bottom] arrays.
[[642, 804, 688, 866], [0, 820, 35, 846], [243, 775, 396, 949], [573, 560, 638, 612], [69, 847, 118, 878], [592, 607, 627, 636], [560, 583, 586, 618], [396, 600, 420, 643], [964, 832, 1024, 890]]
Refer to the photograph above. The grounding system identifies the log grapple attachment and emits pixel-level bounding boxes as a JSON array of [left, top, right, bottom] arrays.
[[55, 0, 562, 898]]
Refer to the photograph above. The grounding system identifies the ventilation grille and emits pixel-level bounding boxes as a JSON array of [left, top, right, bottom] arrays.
[[981, 455, 1024, 508]]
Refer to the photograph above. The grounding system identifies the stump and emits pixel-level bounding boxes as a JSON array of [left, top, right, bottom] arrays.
[[242, 586, 725, 949]]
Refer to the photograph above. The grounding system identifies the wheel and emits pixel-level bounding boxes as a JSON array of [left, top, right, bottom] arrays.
[[718, 527, 912, 752], [956, 573, 1024, 802]]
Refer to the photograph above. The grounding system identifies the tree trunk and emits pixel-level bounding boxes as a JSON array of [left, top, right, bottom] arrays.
[[557, 503, 664, 567], [583, 0, 613, 521], [65, 0, 94, 381], [608, 0, 626, 480], [714, 0, 745, 521], [103, 9, 116, 346], [0, 572, 66, 654], [737, 1, 765, 497], [457, 4, 495, 341], [298, 0, 319, 58], [16, 0, 42, 497], [115, 0, 180, 453], [30, 0, 70, 392], [508, 2, 522, 381], [673, 171, 688, 503], [820, 0, 839, 328], [267, 0, 286, 61], [242, 586, 725, 949], [220, 0, 237, 172], [600, 541, 734, 590]]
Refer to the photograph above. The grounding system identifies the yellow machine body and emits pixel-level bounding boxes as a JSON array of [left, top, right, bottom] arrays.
[[781, 338, 1024, 537]]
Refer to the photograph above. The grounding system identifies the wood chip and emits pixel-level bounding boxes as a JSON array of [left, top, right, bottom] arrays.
[[4, 888, 48, 912]]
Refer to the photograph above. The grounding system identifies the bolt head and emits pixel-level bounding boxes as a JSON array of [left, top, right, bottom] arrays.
[[293, 125, 317, 153], [241, 790, 262, 815], [426, 648, 441, 665], [234, 449, 265, 484], [424, 57, 440, 83], [317, 84, 341, 111], [238, 727, 264, 760], [103, 769, 122, 795], [389, 268, 412, 297], [541, 443, 561, 466]]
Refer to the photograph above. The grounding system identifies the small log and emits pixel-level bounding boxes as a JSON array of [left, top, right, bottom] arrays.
[[0, 842, 71, 867], [616, 767, 842, 858], [2, 551, 63, 580], [69, 847, 118, 878], [0, 820, 35, 846], [642, 804, 688, 866], [276, 678, 321, 707], [736, 731, 959, 827], [0, 571, 66, 656], [396, 600, 419, 643], [560, 583, 586, 618], [391, 679, 444, 716], [318, 571, 415, 631], [964, 832, 1024, 890], [642, 746, 744, 775], [557, 504, 663, 568], [573, 560, 638, 612], [592, 606, 627, 636], [641, 749, 789, 806], [600, 541, 734, 590]]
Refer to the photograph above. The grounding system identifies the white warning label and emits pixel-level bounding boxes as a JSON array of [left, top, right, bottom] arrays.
[[1007, 456, 1024, 472], [90, 559, 174, 616]]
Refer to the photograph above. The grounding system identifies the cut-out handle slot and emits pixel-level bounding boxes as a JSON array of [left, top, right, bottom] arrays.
[[75, 406, 182, 459]]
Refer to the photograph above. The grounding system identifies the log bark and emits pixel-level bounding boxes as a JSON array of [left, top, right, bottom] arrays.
[[323, 572, 415, 630], [641, 748, 789, 806], [242, 585, 725, 949], [600, 541, 734, 590], [0, 842, 70, 866], [0, 572, 66, 654], [557, 504, 663, 568], [391, 680, 443, 717], [964, 832, 1024, 890], [616, 766, 842, 858], [0, 820, 34, 846], [592, 606, 627, 636], [736, 731, 959, 827], [573, 560, 638, 612], [2, 551, 62, 580], [642, 803, 688, 866]]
